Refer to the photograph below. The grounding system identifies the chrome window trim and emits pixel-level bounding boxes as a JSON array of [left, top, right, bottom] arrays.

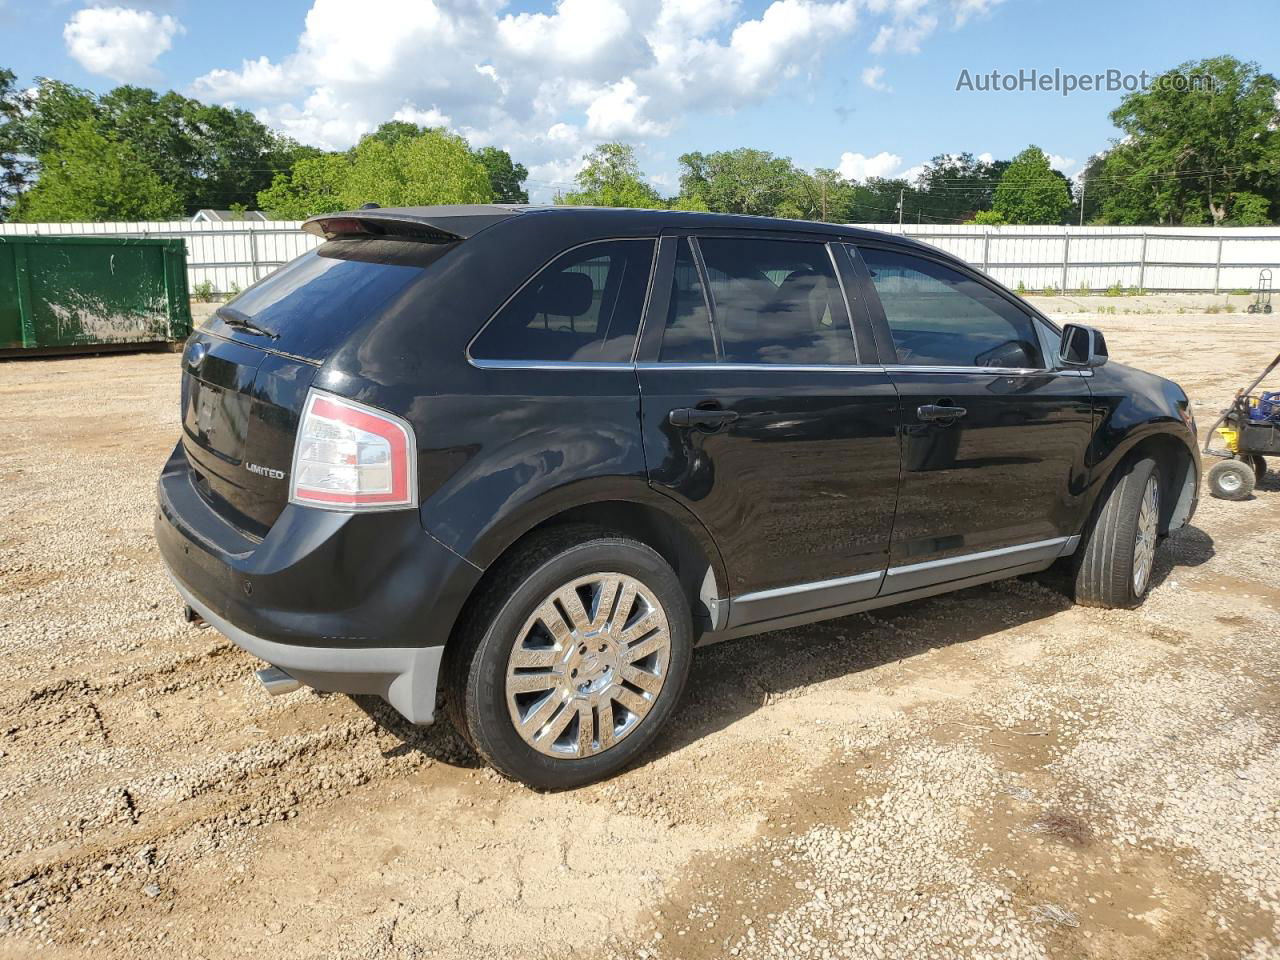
[[466, 358, 1091, 375], [464, 236, 659, 369]]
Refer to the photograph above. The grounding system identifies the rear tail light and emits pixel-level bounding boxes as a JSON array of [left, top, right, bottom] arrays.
[[289, 390, 417, 511]]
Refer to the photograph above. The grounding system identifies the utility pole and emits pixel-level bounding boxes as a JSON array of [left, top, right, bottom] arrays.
[[898, 188, 904, 228], [1078, 178, 1086, 227], [820, 180, 828, 222]]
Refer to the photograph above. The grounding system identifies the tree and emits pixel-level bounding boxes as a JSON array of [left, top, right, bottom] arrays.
[[914, 152, 1005, 222], [258, 127, 493, 218], [966, 209, 1007, 226], [0, 68, 27, 217], [993, 146, 1071, 224], [1094, 57, 1280, 225], [676, 148, 801, 217], [11, 118, 182, 221], [475, 146, 529, 203], [558, 143, 661, 208]]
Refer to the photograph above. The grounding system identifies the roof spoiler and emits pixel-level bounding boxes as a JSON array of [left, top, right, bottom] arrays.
[[302, 206, 519, 242]]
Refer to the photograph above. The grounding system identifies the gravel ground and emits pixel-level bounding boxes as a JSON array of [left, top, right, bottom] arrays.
[[1, 305, 1278, 959]]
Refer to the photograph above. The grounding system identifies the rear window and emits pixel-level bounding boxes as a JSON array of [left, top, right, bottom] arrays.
[[470, 239, 655, 363], [206, 239, 454, 361]]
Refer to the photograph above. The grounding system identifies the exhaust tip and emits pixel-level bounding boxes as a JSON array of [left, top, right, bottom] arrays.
[[256, 667, 302, 696]]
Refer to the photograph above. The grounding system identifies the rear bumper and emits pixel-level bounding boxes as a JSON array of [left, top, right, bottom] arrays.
[[170, 575, 445, 723], [155, 443, 480, 724]]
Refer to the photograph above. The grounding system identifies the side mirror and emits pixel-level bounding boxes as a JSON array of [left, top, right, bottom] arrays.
[[1060, 323, 1109, 368]]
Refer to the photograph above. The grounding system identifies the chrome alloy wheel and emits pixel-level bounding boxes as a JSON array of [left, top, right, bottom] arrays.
[[504, 572, 671, 759], [1132, 473, 1160, 595]]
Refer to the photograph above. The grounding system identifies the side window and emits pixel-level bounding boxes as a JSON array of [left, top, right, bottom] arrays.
[[472, 239, 654, 362], [659, 239, 716, 362], [697, 237, 856, 365], [858, 247, 1044, 369]]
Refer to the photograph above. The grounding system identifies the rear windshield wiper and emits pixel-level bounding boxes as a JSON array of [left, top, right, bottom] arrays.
[[216, 307, 278, 340]]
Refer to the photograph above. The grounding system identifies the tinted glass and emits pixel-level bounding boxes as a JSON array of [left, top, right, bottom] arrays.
[[859, 247, 1044, 368], [472, 239, 654, 362], [211, 240, 453, 361], [659, 239, 716, 362], [697, 237, 855, 365]]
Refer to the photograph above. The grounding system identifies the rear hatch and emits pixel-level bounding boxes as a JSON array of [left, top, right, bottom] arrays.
[[180, 232, 459, 535]]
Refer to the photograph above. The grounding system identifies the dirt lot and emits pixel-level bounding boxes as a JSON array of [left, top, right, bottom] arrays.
[[1, 306, 1278, 960]]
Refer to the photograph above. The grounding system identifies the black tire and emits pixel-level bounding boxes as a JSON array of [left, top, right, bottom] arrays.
[[1207, 458, 1255, 501], [444, 525, 693, 790], [1248, 454, 1267, 486], [1074, 457, 1161, 609]]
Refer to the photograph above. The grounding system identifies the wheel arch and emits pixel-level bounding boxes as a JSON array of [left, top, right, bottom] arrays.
[[447, 485, 730, 654], [1093, 428, 1198, 536]]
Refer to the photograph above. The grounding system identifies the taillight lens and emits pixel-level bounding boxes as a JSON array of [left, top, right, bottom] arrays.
[[289, 390, 416, 511]]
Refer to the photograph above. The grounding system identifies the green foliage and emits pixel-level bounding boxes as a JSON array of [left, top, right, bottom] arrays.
[[1040, 285, 1059, 296], [227, 280, 242, 297], [1227, 192, 1271, 225], [967, 209, 1007, 225], [676, 148, 802, 217], [475, 146, 529, 203], [11, 118, 182, 221], [1, 74, 301, 218], [916, 152, 1006, 222], [258, 127, 493, 218], [1090, 57, 1280, 225], [1105, 282, 1124, 297], [1, 68, 29, 217], [1078, 282, 1091, 296], [557, 142, 662, 208], [993, 146, 1071, 224], [1015, 281, 1027, 294], [192, 280, 214, 302]]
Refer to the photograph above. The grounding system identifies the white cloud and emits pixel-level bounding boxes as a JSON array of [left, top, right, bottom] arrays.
[[976, 151, 994, 164], [951, 0, 1004, 27], [193, 56, 295, 103], [189, 0, 994, 200], [1047, 153, 1075, 173], [837, 150, 903, 181], [584, 78, 671, 138], [861, 65, 889, 91], [392, 106, 452, 128], [63, 6, 182, 83]]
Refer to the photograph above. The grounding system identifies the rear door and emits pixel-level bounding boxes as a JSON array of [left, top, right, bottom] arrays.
[[636, 232, 900, 630], [848, 242, 1094, 593]]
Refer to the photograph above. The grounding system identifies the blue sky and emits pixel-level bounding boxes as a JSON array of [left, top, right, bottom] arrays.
[[2, 0, 1276, 201]]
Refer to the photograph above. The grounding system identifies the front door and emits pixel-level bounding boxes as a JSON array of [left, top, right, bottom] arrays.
[[636, 233, 901, 630], [850, 243, 1094, 594]]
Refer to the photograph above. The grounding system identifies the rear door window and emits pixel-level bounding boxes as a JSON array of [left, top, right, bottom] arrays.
[[471, 239, 655, 363], [858, 246, 1044, 369], [659, 239, 717, 362], [696, 237, 856, 365]]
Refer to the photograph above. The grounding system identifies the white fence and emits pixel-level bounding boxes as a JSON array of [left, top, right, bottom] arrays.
[[2, 219, 1278, 295], [854, 223, 1280, 294], [0, 219, 319, 294]]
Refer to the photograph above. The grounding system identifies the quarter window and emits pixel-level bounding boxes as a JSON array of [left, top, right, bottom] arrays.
[[858, 247, 1044, 369], [471, 239, 654, 362], [696, 237, 856, 365]]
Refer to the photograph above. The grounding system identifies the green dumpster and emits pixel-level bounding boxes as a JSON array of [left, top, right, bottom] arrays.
[[0, 235, 192, 355]]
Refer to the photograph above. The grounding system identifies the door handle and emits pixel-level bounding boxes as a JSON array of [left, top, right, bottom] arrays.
[[917, 403, 968, 422], [669, 407, 740, 428]]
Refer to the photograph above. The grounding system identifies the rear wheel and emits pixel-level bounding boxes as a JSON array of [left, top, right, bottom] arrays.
[[1075, 457, 1162, 608], [445, 527, 693, 790], [1207, 459, 1255, 501]]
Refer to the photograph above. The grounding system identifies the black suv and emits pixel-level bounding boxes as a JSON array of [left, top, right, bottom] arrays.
[[157, 205, 1199, 788]]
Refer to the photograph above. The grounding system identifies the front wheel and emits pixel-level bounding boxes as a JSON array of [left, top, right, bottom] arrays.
[[445, 527, 693, 790], [1074, 457, 1162, 608], [1207, 458, 1255, 501]]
